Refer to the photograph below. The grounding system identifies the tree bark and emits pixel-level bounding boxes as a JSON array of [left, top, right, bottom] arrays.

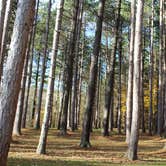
[[128, 0, 144, 160], [34, 0, 51, 129], [0, 0, 14, 82], [126, 0, 136, 143], [163, 3, 166, 138], [140, 32, 145, 133], [22, 0, 40, 128], [77, 13, 86, 127], [94, 54, 101, 129], [60, 0, 79, 135], [31, 52, 41, 120], [80, 0, 105, 147], [57, 39, 68, 130], [103, 0, 121, 136], [148, 2, 154, 135], [157, 0, 164, 136], [13, 30, 33, 136], [0, 0, 35, 165], [117, 26, 122, 134], [71, 0, 84, 132], [36, 0, 64, 155], [0, 0, 6, 80]]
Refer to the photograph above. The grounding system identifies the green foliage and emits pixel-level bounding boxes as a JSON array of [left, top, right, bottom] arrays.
[[32, 0, 161, 133]]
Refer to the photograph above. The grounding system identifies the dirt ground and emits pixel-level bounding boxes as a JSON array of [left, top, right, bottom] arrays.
[[8, 129, 166, 166]]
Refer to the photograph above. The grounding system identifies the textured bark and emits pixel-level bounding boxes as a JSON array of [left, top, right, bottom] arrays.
[[36, 0, 64, 155], [53, 72, 62, 128], [0, 0, 35, 165], [126, 0, 136, 143], [148, 0, 154, 136], [163, 3, 166, 138], [77, 14, 86, 127], [94, 55, 101, 129], [104, 29, 114, 131], [34, 0, 51, 129], [117, 27, 122, 134], [103, 0, 121, 136], [80, 0, 105, 147], [31, 52, 40, 120], [60, 0, 79, 135], [57, 40, 68, 130], [128, 0, 144, 160], [157, 0, 164, 136], [68, 90, 72, 128], [115, 103, 118, 128], [105, 28, 112, 131], [140, 40, 145, 133], [13, 31, 33, 136], [57, 91, 64, 130], [110, 95, 114, 130], [0, 0, 6, 78], [71, 0, 84, 132], [164, 56, 166, 138], [0, 0, 13, 82], [153, 48, 159, 134], [77, 54, 84, 126], [22, 0, 40, 128]]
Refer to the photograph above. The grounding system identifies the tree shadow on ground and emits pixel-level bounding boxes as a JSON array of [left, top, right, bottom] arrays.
[[9, 129, 166, 166], [8, 158, 115, 166], [8, 157, 166, 166]]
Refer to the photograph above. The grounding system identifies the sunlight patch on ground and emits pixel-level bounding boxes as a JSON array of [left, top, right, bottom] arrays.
[[8, 129, 166, 166]]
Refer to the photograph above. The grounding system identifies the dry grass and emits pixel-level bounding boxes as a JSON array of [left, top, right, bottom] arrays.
[[8, 129, 166, 166]]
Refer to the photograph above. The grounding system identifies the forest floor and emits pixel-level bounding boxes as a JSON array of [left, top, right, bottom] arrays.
[[8, 129, 166, 166]]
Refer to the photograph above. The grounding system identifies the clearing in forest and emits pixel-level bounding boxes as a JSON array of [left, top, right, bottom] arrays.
[[9, 129, 166, 166]]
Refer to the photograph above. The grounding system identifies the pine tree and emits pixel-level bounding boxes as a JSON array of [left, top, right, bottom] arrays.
[[0, 0, 35, 165]]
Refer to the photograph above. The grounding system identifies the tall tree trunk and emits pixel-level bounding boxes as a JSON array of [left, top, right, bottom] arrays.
[[103, 0, 121, 136], [0, 0, 6, 41], [77, 45, 84, 127], [149, 2, 154, 135], [80, 0, 105, 147], [60, 0, 79, 135], [0, 0, 35, 165], [140, 38, 145, 133], [126, 0, 136, 143], [110, 95, 114, 130], [0, 0, 13, 82], [57, 39, 68, 130], [34, 0, 51, 129], [53, 72, 61, 128], [13, 30, 33, 136], [163, 3, 166, 138], [117, 26, 122, 134], [36, 0, 64, 155], [157, 0, 164, 136], [77, 13, 86, 127], [128, 0, 144, 160], [0, 0, 6, 81], [58, 90, 64, 129], [68, 90, 72, 128], [22, 0, 40, 128], [71, 0, 84, 132], [105, 26, 113, 131], [31, 52, 41, 120], [164, 50, 166, 138], [94, 54, 101, 129]]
